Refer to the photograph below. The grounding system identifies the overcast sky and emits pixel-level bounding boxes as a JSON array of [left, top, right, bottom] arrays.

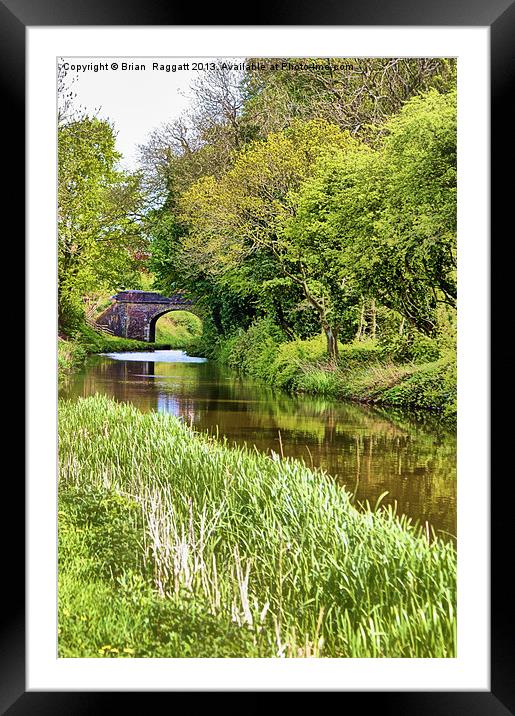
[[60, 57, 230, 169]]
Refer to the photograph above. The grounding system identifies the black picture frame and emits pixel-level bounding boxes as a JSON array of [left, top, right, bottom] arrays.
[[5, 0, 503, 712]]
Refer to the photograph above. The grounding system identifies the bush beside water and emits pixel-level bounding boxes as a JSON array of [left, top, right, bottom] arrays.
[[204, 319, 456, 421]]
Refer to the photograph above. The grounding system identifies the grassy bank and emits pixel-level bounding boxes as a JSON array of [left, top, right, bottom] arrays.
[[212, 320, 456, 421], [154, 311, 203, 349], [58, 322, 172, 377], [59, 395, 456, 658], [58, 311, 202, 378]]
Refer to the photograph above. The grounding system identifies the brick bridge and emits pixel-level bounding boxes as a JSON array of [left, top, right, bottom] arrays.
[[94, 290, 195, 342]]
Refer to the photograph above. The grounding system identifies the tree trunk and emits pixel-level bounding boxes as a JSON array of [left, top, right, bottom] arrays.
[[294, 274, 338, 362], [356, 298, 366, 340], [323, 321, 339, 363], [273, 300, 295, 339], [370, 298, 377, 340]]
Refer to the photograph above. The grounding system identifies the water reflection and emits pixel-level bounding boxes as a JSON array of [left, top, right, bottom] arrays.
[[60, 351, 457, 538]]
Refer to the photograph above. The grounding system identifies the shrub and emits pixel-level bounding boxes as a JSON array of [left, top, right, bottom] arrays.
[[269, 335, 327, 390], [218, 318, 284, 378], [58, 337, 87, 374], [338, 339, 382, 365], [214, 323, 455, 418], [379, 331, 441, 364], [380, 357, 456, 415]]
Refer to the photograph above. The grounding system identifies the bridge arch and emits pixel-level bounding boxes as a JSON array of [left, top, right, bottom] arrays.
[[95, 290, 196, 342], [147, 306, 202, 343]]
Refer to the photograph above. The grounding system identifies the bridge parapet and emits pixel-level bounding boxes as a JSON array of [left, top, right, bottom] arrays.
[[95, 290, 194, 342], [112, 290, 193, 305]]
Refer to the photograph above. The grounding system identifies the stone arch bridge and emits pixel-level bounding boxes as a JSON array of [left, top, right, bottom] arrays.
[[95, 290, 195, 342]]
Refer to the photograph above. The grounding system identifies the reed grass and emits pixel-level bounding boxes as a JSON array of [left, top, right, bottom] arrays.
[[58, 395, 456, 658]]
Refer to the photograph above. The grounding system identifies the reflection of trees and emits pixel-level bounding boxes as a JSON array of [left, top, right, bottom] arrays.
[[60, 355, 456, 537]]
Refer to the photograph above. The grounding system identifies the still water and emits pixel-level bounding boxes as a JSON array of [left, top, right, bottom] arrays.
[[60, 350, 457, 538]]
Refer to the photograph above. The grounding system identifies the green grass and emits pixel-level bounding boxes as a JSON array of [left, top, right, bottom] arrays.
[[154, 311, 202, 349], [58, 322, 172, 379], [76, 322, 171, 354], [295, 354, 457, 420], [58, 337, 88, 374], [59, 395, 457, 658]]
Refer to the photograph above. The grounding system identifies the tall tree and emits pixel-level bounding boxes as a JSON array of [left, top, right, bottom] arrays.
[[138, 62, 252, 206], [285, 88, 457, 340], [242, 58, 456, 141], [364, 88, 457, 334], [178, 119, 361, 358], [58, 117, 145, 329]]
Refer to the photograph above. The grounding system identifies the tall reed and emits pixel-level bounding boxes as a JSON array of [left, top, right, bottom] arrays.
[[59, 395, 456, 658]]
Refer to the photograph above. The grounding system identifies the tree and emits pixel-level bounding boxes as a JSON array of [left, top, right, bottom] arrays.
[[364, 88, 457, 335], [242, 58, 456, 142], [284, 88, 457, 342], [283, 145, 383, 356], [58, 117, 146, 329], [138, 62, 253, 206], [145, 64, 457, 355], [177, 119, 361, 358]]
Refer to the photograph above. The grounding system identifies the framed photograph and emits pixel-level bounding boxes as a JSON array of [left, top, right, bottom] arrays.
[[5, 0, 504, 710]]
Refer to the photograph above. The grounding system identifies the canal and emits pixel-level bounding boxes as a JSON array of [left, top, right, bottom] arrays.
[[59, 349, 457, 538]]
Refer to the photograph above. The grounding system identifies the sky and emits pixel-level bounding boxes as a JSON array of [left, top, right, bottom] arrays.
[[60, 57, 231, 169]]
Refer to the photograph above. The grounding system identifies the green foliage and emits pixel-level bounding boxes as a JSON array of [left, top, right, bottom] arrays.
[[153, 89, 457, 358], [337, 340, 383, 364], [242, 58, 456, 140], [285, 89, 457, 341], [58, 116, 146, 331], [58, 337, 87, 374], [380, 357, 457, 418], [366, 89, 457, 335], [270, 335, 329, 390], [284, 144, 380, 338], [58, 62, 457, 367], [72, 323, 170, 354], [185, 315, 223, 359], [58, 323, 172, 383], [59, 490, 145, 580], [59, 396, 456, 658], [174, 119, 362, 349], [147, 212, 189, 294], [216, 322, 455, 419], [143, 61, 457, 367], [154, 311, 203, 348], [379, 331, 441, 364], [218, 320, 333, 391], [221, 318, 284, 377], [59, 490, 257, 657], [293, 366, 341, 396]]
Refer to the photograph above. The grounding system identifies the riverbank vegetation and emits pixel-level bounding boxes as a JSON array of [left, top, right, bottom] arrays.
[[59, 396, 456, 658], [58, 313, 202, 377], [57, 323, 171, 377], [143, 60, 457, 417], [205, 318, 457, 421]]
